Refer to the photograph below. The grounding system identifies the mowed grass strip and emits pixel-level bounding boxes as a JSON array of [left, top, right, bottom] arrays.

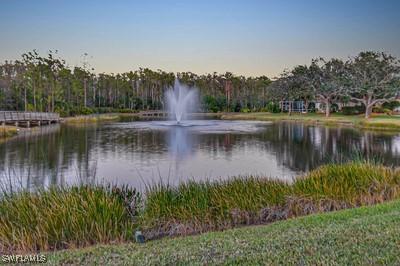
[[221, 112, 400, 130], [46, 198, 400, 265]]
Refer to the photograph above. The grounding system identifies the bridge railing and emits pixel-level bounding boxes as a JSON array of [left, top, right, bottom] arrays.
[[139, 110, 169, 117], [0, 111, 60, 122]]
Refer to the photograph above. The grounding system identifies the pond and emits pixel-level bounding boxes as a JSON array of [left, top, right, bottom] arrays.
[[1, 118, 400, 190]]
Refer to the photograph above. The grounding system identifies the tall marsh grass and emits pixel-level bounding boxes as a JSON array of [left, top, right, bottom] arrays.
[[0, 126, 18, 139], [0, 185, 140, 252], [1, 162, 399, 252], [142, 162, 400, 238], [64, 114, 120, 124], [293, 163, 400, 203], [143, 178, 290, 237]]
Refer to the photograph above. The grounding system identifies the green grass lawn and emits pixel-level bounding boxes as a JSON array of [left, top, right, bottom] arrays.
[[47, 199, 400, 265], [221, 112, 400, 130]]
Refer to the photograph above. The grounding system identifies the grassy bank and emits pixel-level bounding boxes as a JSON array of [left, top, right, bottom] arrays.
[[1, 162, 399, 254], [62, 114, 123, 124], [47, 198, 400, 265], [221, 112, 400, 130], [142, 163, 400, 239], [0, 126, 18, 140]]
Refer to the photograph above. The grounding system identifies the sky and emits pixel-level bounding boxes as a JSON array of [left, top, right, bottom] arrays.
[[1, 0, 399, 77]]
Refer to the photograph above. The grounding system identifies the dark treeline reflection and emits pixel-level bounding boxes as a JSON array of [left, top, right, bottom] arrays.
[[1, 122, 399, 190]]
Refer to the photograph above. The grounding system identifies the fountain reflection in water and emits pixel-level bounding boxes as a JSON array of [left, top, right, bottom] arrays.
[[165, 79, 198, 123]]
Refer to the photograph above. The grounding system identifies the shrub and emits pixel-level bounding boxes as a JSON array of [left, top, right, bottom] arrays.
[[202, 95, 228, 112], [307, 102, 316, 113], [372, 106, 385, 113], [230, 101, 242, 112], [265, 102, 281, 113], [382, 101, 400, 111], [203, 95, 219, 113], [330, 103, 339, 113], [79, 106, 94, 115], [117, 108, 136, 113], [54, 106, 70, 117], [384, 108, 393, 115], [342, 105, 365, 115], [373, 107, 393, 115]]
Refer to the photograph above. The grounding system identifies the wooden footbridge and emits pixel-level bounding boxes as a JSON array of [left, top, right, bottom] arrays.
[[138, 111, 219, 119], [138, 110, 169, 118], [0, 111, 60, 127]]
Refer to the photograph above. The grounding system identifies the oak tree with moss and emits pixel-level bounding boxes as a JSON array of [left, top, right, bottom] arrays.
[[346, 51, 400, 118]]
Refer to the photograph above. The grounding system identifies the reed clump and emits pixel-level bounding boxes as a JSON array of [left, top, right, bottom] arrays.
[[142, 178, 290, 238], [357, 120, 400, 130], [64, 114, 120, 124], [0, 185, 140, 253], [142, 162, 400, 239], [0, 126, 18, 139]]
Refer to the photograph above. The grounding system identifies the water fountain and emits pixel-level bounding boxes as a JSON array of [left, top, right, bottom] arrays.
[[165, 79, 198, 124]]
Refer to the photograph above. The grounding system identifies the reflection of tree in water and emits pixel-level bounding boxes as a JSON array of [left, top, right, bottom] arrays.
[[0, 122, 399, 189], [192, 123, 400, 171], [0, 125, 98, 190], [257, 123, 400, 171]]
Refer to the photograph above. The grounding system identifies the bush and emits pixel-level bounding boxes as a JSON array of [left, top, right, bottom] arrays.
[[116, 108, 136, 113], [55, 106, 138, 117], [384, 108, 393, 115], [383, 101, 400, 111], [241, 107, 251, 113], [331, 103, 339, 113], [373, 106, 393, 115], [265, 102, 281, 113], [372, 106, 385, 113], [342, 105, 365, 115], [54, 106, 70, 117], [202, 95, 228, 112], [67, 106, 94, 116], [231, 101, 242, 112], [307, 102, 316, 113], [79, 106, 94, 115], [203, 95, 219, 113], [94, 107, 114, 114]]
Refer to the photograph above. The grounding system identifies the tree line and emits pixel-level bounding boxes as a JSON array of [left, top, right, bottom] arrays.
[[0, 50, 272, 116], [270, 51, 400, 118], [0, 50, 399, 118]]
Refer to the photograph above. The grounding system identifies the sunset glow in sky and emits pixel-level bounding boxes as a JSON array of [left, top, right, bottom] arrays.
[[1, 0, 399, 77]]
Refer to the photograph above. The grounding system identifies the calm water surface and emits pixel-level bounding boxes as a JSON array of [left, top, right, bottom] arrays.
[[1, 119, 400, 190]]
